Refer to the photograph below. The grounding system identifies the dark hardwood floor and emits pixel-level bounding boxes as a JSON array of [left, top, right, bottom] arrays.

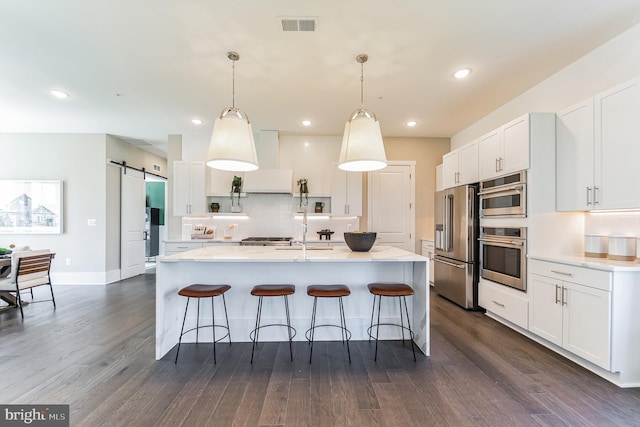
[[1, 270, 639, 426]]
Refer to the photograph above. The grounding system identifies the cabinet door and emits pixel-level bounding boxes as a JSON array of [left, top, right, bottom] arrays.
[[563, 282, 611, 370], [478, 129, 501, 180], [173, 161, 191, 216], [331, 167, 362, 216], [442, 150, 459, 189], [595, 77, 640, 210], [189, 161, 206, 214], [502, 114, 530, 174], [528, 274, 563, 346], [556, 99, 594, 211], [458, 140, 479, 184]]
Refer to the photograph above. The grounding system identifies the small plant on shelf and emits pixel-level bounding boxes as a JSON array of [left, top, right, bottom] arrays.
[[297, 178, 309, 211], [230, 176, 242, 212]]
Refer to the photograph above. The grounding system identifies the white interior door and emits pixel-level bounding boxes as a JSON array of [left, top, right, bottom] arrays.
[[121, 168, 146, 280], [368, 162, 415, 251]]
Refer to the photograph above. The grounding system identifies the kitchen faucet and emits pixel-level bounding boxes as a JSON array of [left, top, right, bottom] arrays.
[[302, 206, 308, 257]]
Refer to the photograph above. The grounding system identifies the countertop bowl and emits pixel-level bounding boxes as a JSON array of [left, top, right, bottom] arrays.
[[344, 232, 377, 252]]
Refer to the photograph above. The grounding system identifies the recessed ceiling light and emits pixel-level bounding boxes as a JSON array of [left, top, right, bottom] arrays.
[[192, 118, 203, 125], [453, 68, 471, 79], [49, 89, 69, 99], [302, 120, 312, 126], [406, 121, 417, 127]]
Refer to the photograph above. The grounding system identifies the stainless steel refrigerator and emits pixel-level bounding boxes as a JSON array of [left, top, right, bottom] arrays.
[[434, 184, 479, 309]]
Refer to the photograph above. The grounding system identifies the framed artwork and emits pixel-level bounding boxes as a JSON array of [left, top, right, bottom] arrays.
[[0, 180, 63, 234]]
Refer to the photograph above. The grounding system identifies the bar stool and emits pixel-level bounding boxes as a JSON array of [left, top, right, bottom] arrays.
[[367, 282, 417, 362], [175, 284, 231, 364], [249, 284, 296, 363], [305, 284, 351, 364]]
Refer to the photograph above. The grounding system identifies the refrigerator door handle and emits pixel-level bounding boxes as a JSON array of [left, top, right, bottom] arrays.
[[434, 257, 465, 269]]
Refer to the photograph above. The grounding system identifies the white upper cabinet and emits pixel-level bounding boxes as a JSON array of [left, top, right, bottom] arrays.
[[173, 161, 206, 216], [557, 77, 640, 210], [595, 77, 640, 209], [478, 113, 530, 180], [331, 166, 362, 216], [442, 139, 478, 189], [556, 99, 595, 210]]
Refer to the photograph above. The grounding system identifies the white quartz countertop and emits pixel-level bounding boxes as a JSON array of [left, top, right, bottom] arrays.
[[164, 239, 243, 243], [528, 254, 640, 272], [159, 245, 427, 263]]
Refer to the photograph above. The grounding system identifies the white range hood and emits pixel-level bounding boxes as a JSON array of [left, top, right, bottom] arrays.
[[243, 169, 293, 193], [243, 130, 293, 193]]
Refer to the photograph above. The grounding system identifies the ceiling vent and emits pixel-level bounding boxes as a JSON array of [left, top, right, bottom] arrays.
[[280, 17, 316, 32]]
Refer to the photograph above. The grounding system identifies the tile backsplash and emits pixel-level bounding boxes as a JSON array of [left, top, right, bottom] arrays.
[[584, 211, 640, 236], [181, 194, 359, 241]]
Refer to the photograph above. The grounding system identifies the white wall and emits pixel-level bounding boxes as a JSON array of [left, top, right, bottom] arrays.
[[452, 22, 640, 149], [0, 133, 107, 283]]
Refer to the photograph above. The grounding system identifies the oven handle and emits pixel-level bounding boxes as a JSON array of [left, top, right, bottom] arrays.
[[478, 184, 524, 196], [434, 258, 465, 269], [478, 237, 525, 246]]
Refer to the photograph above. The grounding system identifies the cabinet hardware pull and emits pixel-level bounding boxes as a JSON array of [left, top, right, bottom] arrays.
[[562, 286, 568, 306], [551, 270, 573, 276], [555, 284, 561, 304], [499, 157, 503, 171], [594, 186, 599, 205], [434, 258, 465, 269], [495, 158, 499, 172], [586, 187, 592, 205], [492, 300, 505, 308]]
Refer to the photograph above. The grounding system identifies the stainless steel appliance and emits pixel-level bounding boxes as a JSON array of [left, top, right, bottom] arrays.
[[479, 171, 526, 218], [240, 237, 293, 246], [434, 184, 479, 309], [479, 227, 527, 291]]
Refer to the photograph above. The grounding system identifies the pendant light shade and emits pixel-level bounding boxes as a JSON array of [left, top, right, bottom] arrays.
[[206, 52, 259, 172], [338, 54, 387, 172]]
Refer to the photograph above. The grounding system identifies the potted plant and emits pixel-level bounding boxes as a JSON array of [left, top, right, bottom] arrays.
[[230, 176, 242, 212], [210, 202, 220, 213], [297, 178, 309, 212]]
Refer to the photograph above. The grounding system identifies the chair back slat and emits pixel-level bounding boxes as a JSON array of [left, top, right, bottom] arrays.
[[17, 254, 52, 277]]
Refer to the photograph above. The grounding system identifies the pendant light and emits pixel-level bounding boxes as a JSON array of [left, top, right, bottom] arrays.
[[206, 51, 259, 171], [338, 54, 387, 172]]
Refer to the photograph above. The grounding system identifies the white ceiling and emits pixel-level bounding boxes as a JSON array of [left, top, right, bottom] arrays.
[[2, 1, 640, 157]]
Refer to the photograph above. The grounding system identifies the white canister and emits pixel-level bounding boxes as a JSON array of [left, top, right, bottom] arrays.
[[584, 234, 608, 258], [608, 235, 636, 261]]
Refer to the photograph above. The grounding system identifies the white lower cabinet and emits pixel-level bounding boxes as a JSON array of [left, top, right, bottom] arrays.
[[478, 279, 528, 329], [164, 242, 203, 256], [528, 260, 611, 370]]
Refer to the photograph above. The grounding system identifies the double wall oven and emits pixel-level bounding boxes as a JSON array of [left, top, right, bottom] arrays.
[[478, 171, 528, 292], [479, 227, 527, 291]]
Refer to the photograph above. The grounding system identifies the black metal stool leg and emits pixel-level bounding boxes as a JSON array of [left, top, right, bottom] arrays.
[[402, 296, 417, 362], [284, 295, 293, 361], [211, 296, 216, 364], [309, 296, 318, 363], [399, 297, 406, 344], [369, 295, 376, 342], [339, 297, 351, 362], [196, 298, 200, 344], [374, 294, 382, 361], [175, 298, 190, 363], [222, 294, 231, 344], [251, 296, 263, 364]]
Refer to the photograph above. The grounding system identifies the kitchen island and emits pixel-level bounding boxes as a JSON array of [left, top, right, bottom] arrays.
[[155, 245, 429, 360]]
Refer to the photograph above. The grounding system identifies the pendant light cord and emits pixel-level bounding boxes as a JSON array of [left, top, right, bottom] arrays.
[[360, 61, 364, 109], [231, 59, 236, 110]]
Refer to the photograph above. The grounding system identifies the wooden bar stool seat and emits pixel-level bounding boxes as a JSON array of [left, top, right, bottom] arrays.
[[175, 284, 231, 364], [305, 284, 351, 363], [250, 284, 296, 363], [367, 282, 417, 362]]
